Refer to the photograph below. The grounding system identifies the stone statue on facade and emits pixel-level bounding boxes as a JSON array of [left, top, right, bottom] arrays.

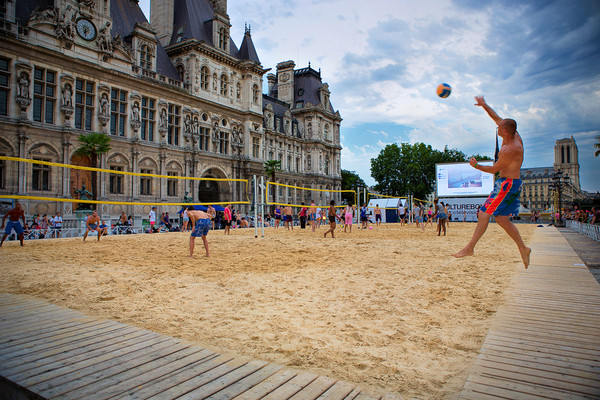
[[130, 101, 141, 132], [16, 72, 31, 118], [18, 73, 30, 98], [74, 184, 93, 210], [183, 192, 193, 203], [99, 93, 109, 116], [78, 0, 96, 8], [28, 7, 58, 27], [56, 5, 76, 41], [97, 22, 114, 55], [61, 83, 72, 107]]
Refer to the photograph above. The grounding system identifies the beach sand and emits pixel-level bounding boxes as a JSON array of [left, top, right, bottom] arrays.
[[0, 221, 535, 399]]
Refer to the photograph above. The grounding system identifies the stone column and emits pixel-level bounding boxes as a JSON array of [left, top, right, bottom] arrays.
[[159, 150, 167, 201], [16, 128, 29, 195], [61, 135, 72, 197]]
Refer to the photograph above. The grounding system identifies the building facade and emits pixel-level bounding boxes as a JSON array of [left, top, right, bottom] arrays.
[[520, 136, 582, 212], [0, 0, 342, 218]]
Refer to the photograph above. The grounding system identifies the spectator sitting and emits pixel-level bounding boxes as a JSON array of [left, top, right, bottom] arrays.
[[164, 212, 172, 229], [99, 220, 109, 236]]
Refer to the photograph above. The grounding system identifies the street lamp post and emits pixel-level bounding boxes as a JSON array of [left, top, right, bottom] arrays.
[[551, 171, 570, 227]]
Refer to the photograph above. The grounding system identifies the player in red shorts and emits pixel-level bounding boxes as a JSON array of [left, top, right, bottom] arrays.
[[453, 96, 531, 268]]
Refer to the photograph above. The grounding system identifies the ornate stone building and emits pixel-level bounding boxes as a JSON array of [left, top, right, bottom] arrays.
[[520, 136, 582, 211], [0, 0, 342, 218]]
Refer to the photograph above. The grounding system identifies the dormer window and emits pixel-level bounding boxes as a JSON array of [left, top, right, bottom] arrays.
[[140, 44, 153, 70], [218, 27, 228, 51]]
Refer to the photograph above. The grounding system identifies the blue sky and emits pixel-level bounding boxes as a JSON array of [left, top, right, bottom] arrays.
[[139, 0, 600, 193]]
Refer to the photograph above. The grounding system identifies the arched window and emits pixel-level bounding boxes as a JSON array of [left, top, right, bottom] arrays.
[[252, 84, 259, 104], [200, 66, 209, 90], [220, 74, 228, 96], [176, 65, 185, 81], [140, 44, 153, 70]]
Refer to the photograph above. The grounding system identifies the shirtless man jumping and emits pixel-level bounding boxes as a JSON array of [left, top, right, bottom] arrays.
[[1, 202, 26, 247], [453, 96, 531, 268], [83, 210, 103, 241]]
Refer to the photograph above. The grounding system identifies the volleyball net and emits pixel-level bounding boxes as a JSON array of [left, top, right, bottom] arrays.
[[0, 156, 251, 209], [265, 181, 357, 209]]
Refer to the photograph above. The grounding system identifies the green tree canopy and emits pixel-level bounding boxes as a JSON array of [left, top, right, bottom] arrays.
[[370, 143, 492, 200], [341, 169, 366, 205], [73, 132, 111, 201]]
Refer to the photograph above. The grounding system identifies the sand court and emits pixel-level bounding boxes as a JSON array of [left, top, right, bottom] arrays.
[[0, 222, 535, 399]]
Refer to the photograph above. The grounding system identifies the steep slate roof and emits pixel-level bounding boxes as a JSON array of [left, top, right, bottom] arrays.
[[170, 0, 242, 59], [111, 0, 180, 80], [294, 67, 334, 112], [262, 94, 290, 117], [239, 30, 260, 63]]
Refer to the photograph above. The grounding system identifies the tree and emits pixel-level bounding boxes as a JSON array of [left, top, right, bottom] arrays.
[[341, 169, 366, 205], [370, 143, 492, 200], [595, 135, 600, 157], [73, 132, 111, 201], [263, 159, 281, 203]]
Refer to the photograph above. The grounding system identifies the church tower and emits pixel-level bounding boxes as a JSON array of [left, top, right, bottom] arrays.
[[554, 136, 580, 191]]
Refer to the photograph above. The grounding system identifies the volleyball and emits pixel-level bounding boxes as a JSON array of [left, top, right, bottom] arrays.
[[437, 83, 452, 98]]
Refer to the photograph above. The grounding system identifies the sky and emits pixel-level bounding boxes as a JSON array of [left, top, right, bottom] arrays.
[[139, 0, 600, 193]]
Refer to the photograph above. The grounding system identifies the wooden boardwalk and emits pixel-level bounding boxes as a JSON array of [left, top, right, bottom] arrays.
[[0, 293, 394, 400], [460, 226, 600, 400]]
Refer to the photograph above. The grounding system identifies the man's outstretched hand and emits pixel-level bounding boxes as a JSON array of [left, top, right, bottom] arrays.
[[474, 95, 486, 107]]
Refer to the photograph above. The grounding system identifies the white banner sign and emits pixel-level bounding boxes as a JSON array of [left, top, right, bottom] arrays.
[[441, 197, 487, 222]]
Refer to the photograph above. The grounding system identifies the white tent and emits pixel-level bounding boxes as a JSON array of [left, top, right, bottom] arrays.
[[366, 198, 407, 223]]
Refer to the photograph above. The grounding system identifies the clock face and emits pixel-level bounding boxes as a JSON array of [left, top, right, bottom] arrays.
[[76, 18, 97, 41]]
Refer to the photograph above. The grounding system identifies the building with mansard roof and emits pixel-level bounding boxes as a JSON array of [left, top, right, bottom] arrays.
[[0, 0, 342, 219], [519, 136, 583, 212]]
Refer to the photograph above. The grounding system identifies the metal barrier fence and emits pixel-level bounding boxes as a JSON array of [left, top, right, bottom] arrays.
[[566, 220, 600, 242]]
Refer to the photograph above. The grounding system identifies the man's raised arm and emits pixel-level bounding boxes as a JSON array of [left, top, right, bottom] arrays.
[[475, 95, 503, 126]]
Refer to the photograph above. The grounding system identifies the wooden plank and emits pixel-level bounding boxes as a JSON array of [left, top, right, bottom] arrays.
[[35, 340, 190, 398], [475, 364, 600, 396], [57, 344, 204, 399], [0, 319, 111, 351], [341, 388, 363, 400], [203, 362, 283, 400], [477, 350, 600, 379], [176, 360, 271, 400], [89, 348, 216, 400], [143, 356, 249, 400], [464, 373, 596, 400], [230, 368, 298, 400], [287, 375, 337, 400], [259, 372, 320, 400], [4, 330, 158, 382], [315, 381, 357, 400], [0, 323, 138, 373], [0, 311, 93, 339], [20, 334, 172, 387], [116, 353, 231, 400]]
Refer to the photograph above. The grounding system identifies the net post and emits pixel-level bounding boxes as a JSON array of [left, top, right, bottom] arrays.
[[253, 175, 258, 238], [260, 176, 265, 237]]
